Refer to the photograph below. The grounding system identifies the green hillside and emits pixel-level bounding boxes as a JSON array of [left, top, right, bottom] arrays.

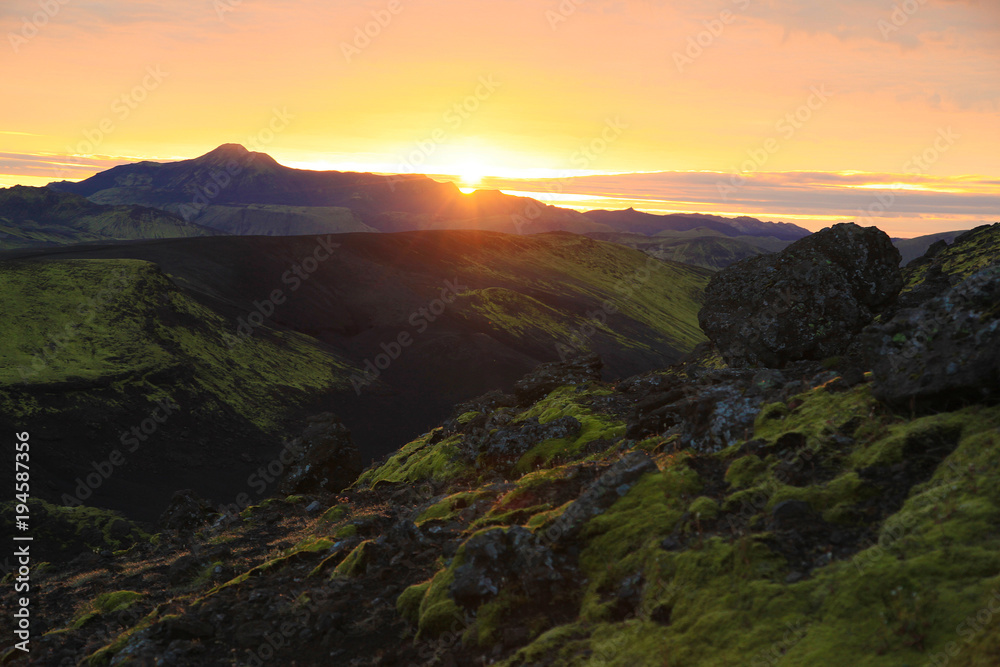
[[0, 186, 211, 249]]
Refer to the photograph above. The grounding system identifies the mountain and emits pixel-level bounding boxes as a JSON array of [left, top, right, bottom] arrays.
[[49, 144, 612, 236], [586, 230, 792, 270], [9, 223, 999, 667], [0, 185, 212, 249], [48, 145, 805, 241], [0, 230, 710, 521], [0, 256, 362, 520], [584, 207, 811, 241], [893, 229, 968, 266]]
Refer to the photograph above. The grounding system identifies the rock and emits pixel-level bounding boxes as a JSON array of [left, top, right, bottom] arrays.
[[769, 500, 819, 532], [699, 223, 902, 367], [167, 554, 203, 585], [539, 452, 657, 545], [278, 413, 363, 495], [476, 415, 582, 459], [158, 489, 215, 533], [513, 353, 603, 406], [449, 526, 564, 610], [626, 370, 784, 452], [867, 263, 1000, 411]]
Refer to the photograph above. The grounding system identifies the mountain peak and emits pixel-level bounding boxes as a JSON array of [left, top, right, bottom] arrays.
[[194, 144, 280, 170], [206, 143, 250, 157]]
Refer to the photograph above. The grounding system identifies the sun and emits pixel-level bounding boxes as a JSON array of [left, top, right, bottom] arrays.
[[452, 160, 486, 190]]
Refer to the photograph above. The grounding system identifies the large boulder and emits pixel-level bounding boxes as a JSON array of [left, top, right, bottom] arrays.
[[866, 262, 1000, 411], [277, 413, 363, 495], [698, 223, 901, 367]]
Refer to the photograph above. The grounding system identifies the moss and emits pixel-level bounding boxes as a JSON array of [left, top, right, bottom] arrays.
[[754, 383, 878, 451], [688, 496, 720, 521], [725, 455, 766, 489], [457, 410, 480, 424], [510, 386, 627, 473], [354, 430, 468, 487], [415, 490, 491, 526], [397, 581, 431, 625], [320, 505, 348, 524], [332, 540, 371, 578], [334, 523, 358, 539], [501, 400, 1000, 666], [94, 590, 142, 614], [849, 412, 966, 470], [417, 567, 464, 638], [577, 461, 699, 621], [85, 605, 163, 666]]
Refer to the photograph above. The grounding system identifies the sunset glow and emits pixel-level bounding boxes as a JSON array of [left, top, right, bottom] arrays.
[[1, 0, 998, 236]]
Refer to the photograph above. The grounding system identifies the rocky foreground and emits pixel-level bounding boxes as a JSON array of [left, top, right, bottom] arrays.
[[2, 223, 1000, 666]]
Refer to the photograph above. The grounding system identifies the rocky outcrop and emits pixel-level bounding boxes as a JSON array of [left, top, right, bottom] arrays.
[[867, 262, 1000, 411], [699, 223, 902, 367], [513, 353, 603, 405], [158, 489, 216, 533], [277, 413, 363, 495]]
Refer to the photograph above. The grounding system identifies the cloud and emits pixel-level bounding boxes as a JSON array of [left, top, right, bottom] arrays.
[[484, 170, 1000, 221]]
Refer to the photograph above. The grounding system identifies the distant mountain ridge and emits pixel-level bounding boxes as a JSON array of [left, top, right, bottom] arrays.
[[584, 207, 810, 241], [0, 185, 212, 249], [48, 144, 811, 241]]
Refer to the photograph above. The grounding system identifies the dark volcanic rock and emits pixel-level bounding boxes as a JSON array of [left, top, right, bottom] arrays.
[[513, 353, 603, 406], [867, 263, 1000, 411], [277, 413, 363, 495], [477, 416, 582, 459], [158, 489, 216, 533], [449, 526, 566, 610], [699, 223, 902, 367]]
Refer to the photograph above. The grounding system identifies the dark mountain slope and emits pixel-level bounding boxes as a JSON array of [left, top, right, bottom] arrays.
[[49, 145, 608, 236], [0, 258, 360, 520], [0, 230, 710, 520], [48, 145, 805, 240], [0, 185, 212, 249], [585, 207, 810, 240]]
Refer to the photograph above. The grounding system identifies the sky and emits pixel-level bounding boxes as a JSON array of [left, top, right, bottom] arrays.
[[1, 0, 998, 236]]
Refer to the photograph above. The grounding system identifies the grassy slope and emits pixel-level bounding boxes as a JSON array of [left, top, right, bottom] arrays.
[[187, 204, 376, 236], [444, 233, 711, 356], [0, 258, 356, 431], [0, 186, 210, 249]]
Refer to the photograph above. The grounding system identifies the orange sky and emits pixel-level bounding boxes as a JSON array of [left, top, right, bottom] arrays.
[[1, 0, 998, 236]]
